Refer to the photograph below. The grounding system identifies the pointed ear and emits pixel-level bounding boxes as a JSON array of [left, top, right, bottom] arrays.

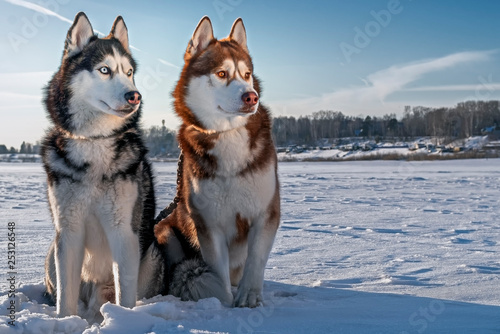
[[65, 12, 94, 56], [185, 16, 214, 61], [229, 18, 247, 52], [110, 16, 129, 53]]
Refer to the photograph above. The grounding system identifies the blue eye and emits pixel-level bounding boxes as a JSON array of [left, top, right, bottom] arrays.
[[99, 66, 110, 75], [127, 69, 133, 77]]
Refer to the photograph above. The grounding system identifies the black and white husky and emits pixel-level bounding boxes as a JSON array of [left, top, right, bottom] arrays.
[[42, 12, 155, 321]]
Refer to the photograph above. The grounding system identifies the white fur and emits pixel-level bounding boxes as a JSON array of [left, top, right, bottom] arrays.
[[68, 47, 138, 138], [185, 59, 258, 132], [49, 137, 142, 316], [190, 127, 277, 306], [210, 126, 252, 176]]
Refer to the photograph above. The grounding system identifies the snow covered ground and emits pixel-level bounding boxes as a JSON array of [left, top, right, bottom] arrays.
[[1, 160, 500, 333]]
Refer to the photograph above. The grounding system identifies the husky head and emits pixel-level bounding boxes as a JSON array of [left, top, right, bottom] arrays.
[[45, 12, 142, 137], [175, 17, 261, 132]]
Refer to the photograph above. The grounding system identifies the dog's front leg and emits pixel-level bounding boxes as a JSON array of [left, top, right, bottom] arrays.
[[100, 181, 140, 309], [55, 226, 85, 316], [234, 214, 279, 308], [49, 185, 87, 317], [105, 225, 140, 308], [198, 231, 234, 305]]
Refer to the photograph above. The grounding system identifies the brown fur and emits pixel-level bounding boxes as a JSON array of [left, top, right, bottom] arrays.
[[155, 38, 278, 247], [234, 213, 250, 244], [153, 17, 280, 306], [155, 90, 278, 248]]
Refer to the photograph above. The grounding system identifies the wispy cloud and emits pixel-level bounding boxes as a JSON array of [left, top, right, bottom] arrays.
[[269, 50, 497, 116], [0, 71, 52, 92], [404, 84, 500, 92], [4, 0, 111, 36], [3, 0, 135, 45], [2, 0, 192, 58], [0, 72, 49, 112], [0, 71, 52, 79], [0, 92, 42, 111], [364, 50, 495, 100], [157, 58, 181, 69], [4, 0, 72, 23]]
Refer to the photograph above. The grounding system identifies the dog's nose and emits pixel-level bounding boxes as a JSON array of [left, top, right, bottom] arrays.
[[125, 91, 142, 105], [241, 92, 259, 106]]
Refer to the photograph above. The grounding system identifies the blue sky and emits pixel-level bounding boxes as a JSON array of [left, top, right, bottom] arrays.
[[1, 0, 499, 148]]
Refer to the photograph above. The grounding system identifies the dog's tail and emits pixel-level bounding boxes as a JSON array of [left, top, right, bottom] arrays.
[[169, 258, 233, 305]]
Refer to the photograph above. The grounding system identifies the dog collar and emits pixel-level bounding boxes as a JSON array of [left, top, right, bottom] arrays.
[[59, 129, 123, 141], [188, 125, 219, 135], [188, 124, 248, 135]]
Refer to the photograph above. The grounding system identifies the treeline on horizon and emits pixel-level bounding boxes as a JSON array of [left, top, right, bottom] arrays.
[[2, 100, 498, 156], [272, 100, 499, 147]]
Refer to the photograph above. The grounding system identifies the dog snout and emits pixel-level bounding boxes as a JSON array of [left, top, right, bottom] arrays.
[[125, 91, 142, 105], [241, 92, 259, 107]]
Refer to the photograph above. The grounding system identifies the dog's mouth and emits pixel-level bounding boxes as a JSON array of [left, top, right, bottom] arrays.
[[100, 100, 138, 116], [239, 105, 258, 114], [217, 105, 257, 115]]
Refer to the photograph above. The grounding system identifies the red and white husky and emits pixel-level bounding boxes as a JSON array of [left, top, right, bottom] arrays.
[[144, 17, 280, 308]]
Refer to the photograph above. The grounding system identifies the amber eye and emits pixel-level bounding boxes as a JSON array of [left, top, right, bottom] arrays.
[[244, 72, 251, 79], [217, 71, 227, 78]]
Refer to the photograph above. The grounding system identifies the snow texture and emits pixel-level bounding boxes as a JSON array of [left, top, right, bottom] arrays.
[[1, 160, 500, 333]]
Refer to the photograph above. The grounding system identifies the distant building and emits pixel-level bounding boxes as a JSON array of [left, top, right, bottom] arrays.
[[481, 124, 500, 140]]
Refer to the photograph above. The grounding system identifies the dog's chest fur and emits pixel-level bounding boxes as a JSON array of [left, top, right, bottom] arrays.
[[44, 131, 147, 230], [188, 127, 275, 239], [209, 126, 252, 176], [71, 140, 115, 180], [46, 133, 143, 210], [44, 132, 146, 279], [45, 130, 143, 182]]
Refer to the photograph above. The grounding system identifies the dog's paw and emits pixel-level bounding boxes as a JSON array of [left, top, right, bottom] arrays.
[[233, 287, 263, 308]]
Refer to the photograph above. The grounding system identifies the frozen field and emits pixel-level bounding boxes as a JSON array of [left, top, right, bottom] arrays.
[[1, 160, 500, 333]]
